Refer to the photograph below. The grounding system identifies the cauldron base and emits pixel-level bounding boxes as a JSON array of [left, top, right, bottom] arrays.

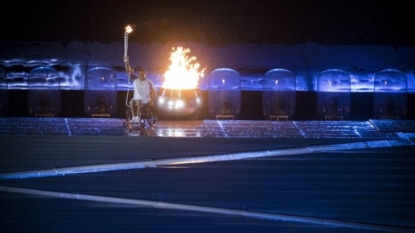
[[155, 88, 204, 120]]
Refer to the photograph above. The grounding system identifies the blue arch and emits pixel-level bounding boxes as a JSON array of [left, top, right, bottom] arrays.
[[84, 67, 118, 117], [27, 66, 61, 116], [208, 68, 241, 119], [373, 69, 407, 119], [316, 69, 351, 120], [262, 68, 296, 120]]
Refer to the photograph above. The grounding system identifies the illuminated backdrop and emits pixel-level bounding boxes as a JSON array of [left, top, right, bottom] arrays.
[[1, 42, 414, 92], [1, 42, 414, 119]]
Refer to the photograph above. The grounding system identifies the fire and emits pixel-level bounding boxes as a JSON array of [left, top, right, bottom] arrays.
[[125, 25, 133, 34], [163, 47, 205, 90]]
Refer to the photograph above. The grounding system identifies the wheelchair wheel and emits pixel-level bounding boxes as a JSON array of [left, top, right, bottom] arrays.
[[124, 107, 133, 129], [145, 118, 153, 127], [125, 107, 131, 122]]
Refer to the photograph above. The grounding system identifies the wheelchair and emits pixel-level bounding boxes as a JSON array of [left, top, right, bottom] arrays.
[[123, 101, 157, 130], [122, 67, 157, 131]]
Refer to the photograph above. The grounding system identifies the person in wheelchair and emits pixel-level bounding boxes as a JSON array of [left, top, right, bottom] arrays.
[[124, 58, 156, 124]]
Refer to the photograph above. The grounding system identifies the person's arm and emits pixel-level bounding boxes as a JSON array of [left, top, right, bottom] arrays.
[[124, 56, 132, 74], [151, 88, 157, 105], [150, 81, 157, 105]]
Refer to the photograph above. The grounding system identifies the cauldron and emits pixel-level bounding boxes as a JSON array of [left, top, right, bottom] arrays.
[[155, 88, 204, 119]]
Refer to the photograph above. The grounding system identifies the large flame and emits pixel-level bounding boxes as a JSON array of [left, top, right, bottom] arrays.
[[163, 47, 205, 90]]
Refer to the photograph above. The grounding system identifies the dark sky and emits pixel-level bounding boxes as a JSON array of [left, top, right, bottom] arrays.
[[2, 0, 413, 46]]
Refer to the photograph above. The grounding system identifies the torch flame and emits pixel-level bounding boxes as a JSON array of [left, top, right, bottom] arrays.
[[125, 25, 133, 34], [163, 47, 205, 90]]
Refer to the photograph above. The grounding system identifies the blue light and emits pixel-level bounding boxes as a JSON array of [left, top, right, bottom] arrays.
[[208, 68, 240, 90], [1, 43, 414, 93]]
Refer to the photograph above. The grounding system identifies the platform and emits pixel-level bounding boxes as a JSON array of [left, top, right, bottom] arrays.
[[1, 117, 415, 139]]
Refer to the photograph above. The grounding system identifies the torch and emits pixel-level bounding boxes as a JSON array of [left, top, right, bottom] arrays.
[[124, 25, 134, 108], [124, 25, 133, 62]]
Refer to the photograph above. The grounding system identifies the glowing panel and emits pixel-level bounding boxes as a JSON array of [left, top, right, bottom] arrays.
[[208, 68, 240, 90], [263, 68, 296, 91], [208, 68, 241, 119], [317, 69, 351, 120], [317, 69, 351, 92], [262, 69, 296, 119], [373, 69, 407, 119], [84, 67, 117, 117], [6, 70, 27, 89], [27, 66, 61, 116], [374, 69, 407, 93]]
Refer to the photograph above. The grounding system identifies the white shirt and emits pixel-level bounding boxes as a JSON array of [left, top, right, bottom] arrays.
[[132, 78, 155, 104]]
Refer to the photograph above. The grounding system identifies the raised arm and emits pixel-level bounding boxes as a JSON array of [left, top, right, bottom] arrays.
[[149, 80, 157, 105], [151, 86, 157, 104], [124, 56, 132, 75]]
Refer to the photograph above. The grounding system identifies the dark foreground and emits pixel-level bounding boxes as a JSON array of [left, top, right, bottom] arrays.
[[1, 118, 415, 233]]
